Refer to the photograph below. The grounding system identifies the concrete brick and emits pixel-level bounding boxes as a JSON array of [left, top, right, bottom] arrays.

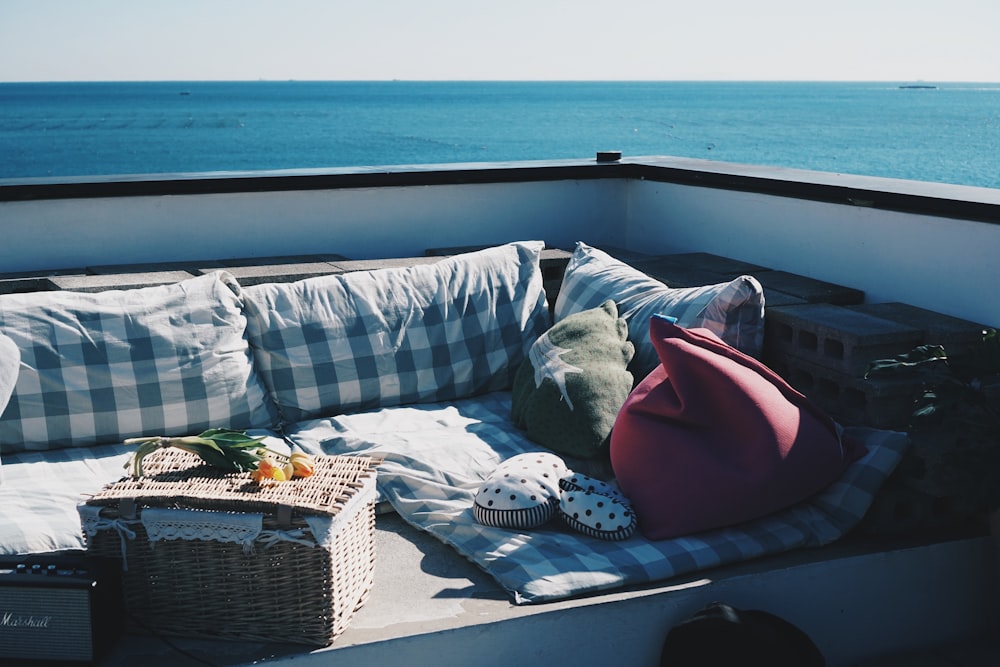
[[754, 270, 864, 305], [589, 245, 657, 264], [761, 288, 808, 309], [330, 257, 443, 273], [653, 252, 769, 277], [50, 271, 195, 292], [87, 260, 223, 275], [858, 475, 982, 538], [767, 353, 920, 429], [0, 277, 61, 295], [632, 256, 741, 288], [213, 263, 346, 285], [424, 244, 493, 256], [220, 254, 349, 267], [765, 303, 924, 377], [848, 302, 989, 356]]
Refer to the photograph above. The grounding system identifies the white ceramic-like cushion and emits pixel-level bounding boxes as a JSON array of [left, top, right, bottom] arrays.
[[559, 488, 637, 541], [473, 452, 568, 530], [554, 242, 765, 379], [0, 272, 277, 453], [242, 242, 551, 423]]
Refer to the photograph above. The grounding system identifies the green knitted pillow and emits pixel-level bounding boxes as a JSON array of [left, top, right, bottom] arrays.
[[511, 300, 634, 458]]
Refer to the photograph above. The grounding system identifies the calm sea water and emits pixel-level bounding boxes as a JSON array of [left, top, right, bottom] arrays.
[[2, 80, 999, 189]]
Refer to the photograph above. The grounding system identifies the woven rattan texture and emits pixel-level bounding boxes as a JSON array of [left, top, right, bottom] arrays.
[[87, 448, 380, 518], [84, 448, 379, 645], [87, 500, 376, 645]]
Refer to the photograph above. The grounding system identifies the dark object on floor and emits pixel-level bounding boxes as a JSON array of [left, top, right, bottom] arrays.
[[660, 602, 825, 666]]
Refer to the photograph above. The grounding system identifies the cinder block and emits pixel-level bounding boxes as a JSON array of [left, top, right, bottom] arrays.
[[848, 302, 989, 357], [330, 257, 442, 273], [590, 245, 657, 264], [424, 244, 493, 256], [858, 475, 982, 538], [220, 254, 348, 266], [50, 271, 196, 293], [539, 247, 572, 268], [632, 256, 741, 288], [630, 252, 769, 289], [766, 353, 919, 429], [213, 263, 346, 285], [765, 303, 924, 377], [754, 270, 864, 305], [87, 260, 224, 275], [0, 277, 61, 295], [654, 252, 770, 277], [761, 289, 808, 309], [0, 267, 88, 295]]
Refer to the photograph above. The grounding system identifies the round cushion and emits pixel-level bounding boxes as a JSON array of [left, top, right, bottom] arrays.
[[473, 452, 569, 530], [559, 488, 637, 541]]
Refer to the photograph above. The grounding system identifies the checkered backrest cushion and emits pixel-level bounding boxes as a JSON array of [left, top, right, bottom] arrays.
[[242, 241, 551, 424], [554, 242, 765, 380], [0, 272, 278, 454]]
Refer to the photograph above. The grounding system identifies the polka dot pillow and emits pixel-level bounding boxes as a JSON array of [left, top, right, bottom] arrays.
[[559, 473, 636, 541], [474, 455, 636, 541], [473, 453, 568, 529]]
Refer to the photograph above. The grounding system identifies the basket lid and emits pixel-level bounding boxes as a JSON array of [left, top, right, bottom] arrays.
[[87, 448, 380, 518]]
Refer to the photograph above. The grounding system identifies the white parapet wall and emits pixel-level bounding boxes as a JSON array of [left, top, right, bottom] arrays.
[[625, 176, 1000, 327], [2, 155, 998, 327]]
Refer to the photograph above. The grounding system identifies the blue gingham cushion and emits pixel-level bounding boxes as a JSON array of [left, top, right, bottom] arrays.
[[0, 332, 19, 478], [0, 272, 277, 454], [242, 241, 551, 424], [0, 443, 134, 554], [554, 242, 765, 379], [286, 391, 908, 604]]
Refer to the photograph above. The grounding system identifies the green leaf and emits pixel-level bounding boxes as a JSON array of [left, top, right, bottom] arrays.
[[125, 429, 268, 477], [865, 345, 948, 378]]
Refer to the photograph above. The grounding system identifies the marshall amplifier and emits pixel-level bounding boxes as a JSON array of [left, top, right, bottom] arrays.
[[0, 552, 121, 664]]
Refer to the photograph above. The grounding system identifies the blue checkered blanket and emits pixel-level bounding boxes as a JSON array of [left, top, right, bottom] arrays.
[[0, 389, 905, 602], [286, 391, 908, 604]]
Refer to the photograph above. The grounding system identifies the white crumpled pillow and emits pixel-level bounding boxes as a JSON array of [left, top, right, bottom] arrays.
[[554, 242, 765, 380], [473, 452, 568, 529]]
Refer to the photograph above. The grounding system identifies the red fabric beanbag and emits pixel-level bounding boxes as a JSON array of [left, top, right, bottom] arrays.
[[610, 315, 864, 540]]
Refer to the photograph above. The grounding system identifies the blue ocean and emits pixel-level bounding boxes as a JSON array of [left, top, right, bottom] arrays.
[[2, 80, 999, 189]]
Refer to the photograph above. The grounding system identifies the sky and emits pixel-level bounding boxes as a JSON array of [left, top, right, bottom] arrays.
[[1, 0, 999, 82]]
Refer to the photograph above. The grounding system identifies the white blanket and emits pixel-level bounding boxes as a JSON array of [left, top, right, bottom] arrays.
[[285, 391, 908, 604]]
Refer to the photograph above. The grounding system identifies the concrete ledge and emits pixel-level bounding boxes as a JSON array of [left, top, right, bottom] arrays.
[[50, 271, 197, 292], [95, 513, 1000, 667]]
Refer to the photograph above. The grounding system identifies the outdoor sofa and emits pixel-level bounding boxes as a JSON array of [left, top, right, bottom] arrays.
[[0, 240, 906, 605]]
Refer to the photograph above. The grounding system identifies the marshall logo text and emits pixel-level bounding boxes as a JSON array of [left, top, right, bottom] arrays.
[[1, 611, 52, 628]]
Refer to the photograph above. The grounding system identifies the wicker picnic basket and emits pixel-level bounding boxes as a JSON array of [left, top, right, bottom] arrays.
[[81, 448, 380, 646]]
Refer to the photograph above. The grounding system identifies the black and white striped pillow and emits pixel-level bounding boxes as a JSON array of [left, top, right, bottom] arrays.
[[473, 452, 568, 530]]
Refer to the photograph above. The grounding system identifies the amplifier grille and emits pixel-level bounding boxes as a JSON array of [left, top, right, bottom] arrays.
[[0, 587, 95, 662]]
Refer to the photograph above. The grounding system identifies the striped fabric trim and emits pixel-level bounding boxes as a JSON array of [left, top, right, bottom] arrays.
[[474, 502, 557, 530]]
